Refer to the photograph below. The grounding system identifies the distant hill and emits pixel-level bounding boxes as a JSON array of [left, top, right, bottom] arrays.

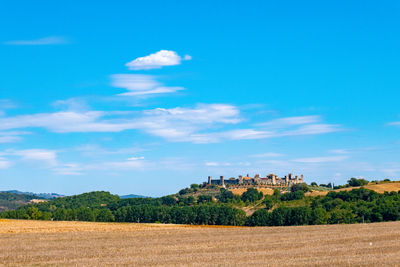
[[0, 192, 46, 212], [5, 190, 65, 199], [119, 194, 150, 199]]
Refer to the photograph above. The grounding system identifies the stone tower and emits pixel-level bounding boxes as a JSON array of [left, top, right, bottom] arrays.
[[272, 175, 276, 185], [238, 175, 243, 184], [208, 176, 212, 185], [220, 176, 225, 187]]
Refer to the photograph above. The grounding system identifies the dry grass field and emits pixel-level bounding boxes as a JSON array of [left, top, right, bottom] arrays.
[[1, 219, 400, 266], [230, 187, 275, 195], [307, 181, 400, 197]]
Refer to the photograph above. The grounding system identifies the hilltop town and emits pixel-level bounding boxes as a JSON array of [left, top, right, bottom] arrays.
[[206, 173, 304, 188]]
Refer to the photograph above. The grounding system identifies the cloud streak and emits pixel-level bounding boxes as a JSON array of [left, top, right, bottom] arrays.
[[4, 36, 69, 45], [111, 74, 184, 96], [0, 105, 341, 143]]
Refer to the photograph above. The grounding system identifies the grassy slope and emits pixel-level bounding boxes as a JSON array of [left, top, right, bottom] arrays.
[[306, 181, 400, 197]]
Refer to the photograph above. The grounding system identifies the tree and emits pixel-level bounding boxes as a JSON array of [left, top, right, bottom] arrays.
[[290, 183, 310, 193], [197, 195, 212, 203], [241, 188, 263, 203], [246, 209, 271, 226], [348, 178, 369, 187], [96, 209, 115, 222], [310, 182, 318, 187], [161, 196, 177, 206], [217, 188, 235, 203], [27, 207, 42, 220], [280, 190, 304, 201], [190, 184, 199, 192], [311, 207, 328, 225], [76, 207, 96, 221], [263, 195, 274, 210]]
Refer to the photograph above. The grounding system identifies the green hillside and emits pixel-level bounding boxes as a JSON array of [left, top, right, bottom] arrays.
[[0, 192, 43, 212]]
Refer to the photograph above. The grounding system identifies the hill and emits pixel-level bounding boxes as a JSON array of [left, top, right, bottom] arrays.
[[5, 190, 65, 199], [119, 194, 149, 199], [306, 181, 400, 197], [2, 179, 400, 227], [0, 192, 46, 212]]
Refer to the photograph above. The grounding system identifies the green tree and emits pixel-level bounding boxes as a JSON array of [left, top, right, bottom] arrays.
[[311, 207, 328, 225], [197, 195, 212, 203], [96, 208, 115, 222], [290, 183, 310, 193], [348, 178, 369, 187], [241, 188, 263, 203]]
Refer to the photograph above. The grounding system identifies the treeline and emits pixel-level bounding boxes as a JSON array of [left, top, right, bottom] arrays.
[[0, 191, 247, 226], [246, 187, 400, 226]]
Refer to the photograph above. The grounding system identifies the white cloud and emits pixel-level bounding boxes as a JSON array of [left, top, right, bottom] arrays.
[[283, 123, 340, 136], [388, 121, 400, 126], [111, 74, 184, 96], [0, 111, 138, 133], [53, 163, 83, 176], [250, 152, 284, 158], [257, 116, 320, 127], [293, 155, 348, 163], [127, 156, 145, 161], [13, 149, 58, 166], [0, 131, 30, 143], [125, 50, 191, 70], [0, 104, 341, 144], [4, 36, 68, 45], [0, 157, 11, 169], [205, 161, 231, 167], [0, 135, 22, 143], [0, 99, 17, 110], [329, 149, 349, 154]]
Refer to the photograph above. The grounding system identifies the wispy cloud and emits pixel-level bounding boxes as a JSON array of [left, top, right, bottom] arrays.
[[0, 157, 11, 169], [250, 152, 284, 158], [125, 50, 191, 70], [293, 155, 348, 163], [13, 149, 58, 166], [4, 36, 69, 46], [0, 104, 341, 144], [111, 74, 184, 96], [388, 121, 400, 126], [256, 116, 320, 127], [0, 131, 29, 143]]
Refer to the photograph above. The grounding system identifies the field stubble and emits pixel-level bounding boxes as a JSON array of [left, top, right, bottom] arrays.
[[1, 219, 400, 266]]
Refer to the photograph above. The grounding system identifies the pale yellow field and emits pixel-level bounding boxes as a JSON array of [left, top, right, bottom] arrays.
[[307, 181, 400, 197], [230, 187, 275, 195], [1, 219, 400, 266]]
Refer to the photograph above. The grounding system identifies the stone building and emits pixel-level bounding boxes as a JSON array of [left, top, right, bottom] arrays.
[[207, 173, 304, 188]]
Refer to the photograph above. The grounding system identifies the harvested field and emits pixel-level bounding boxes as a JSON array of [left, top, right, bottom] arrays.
[[307, 181, 400, 197], [230, 187, 275, 195], [1, 219, 400, 266]]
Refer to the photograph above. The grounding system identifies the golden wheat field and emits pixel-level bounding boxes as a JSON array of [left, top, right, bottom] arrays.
[[1, 219, 400, 266]]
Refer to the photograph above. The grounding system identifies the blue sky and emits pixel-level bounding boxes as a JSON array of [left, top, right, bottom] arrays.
[[1, 1, 400, 196]]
